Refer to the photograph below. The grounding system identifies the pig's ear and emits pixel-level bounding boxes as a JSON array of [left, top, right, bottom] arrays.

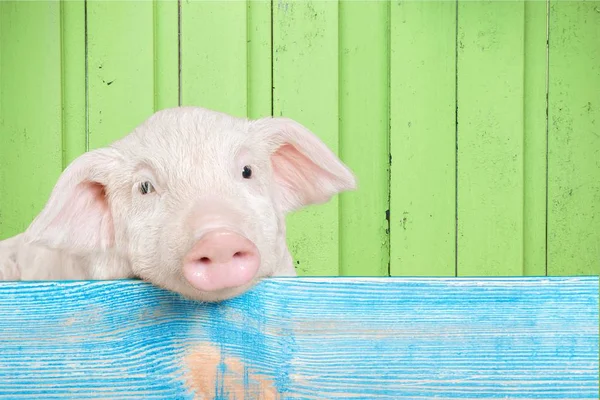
[[23, 148, 122, 254], [252, 117, 357, 213]]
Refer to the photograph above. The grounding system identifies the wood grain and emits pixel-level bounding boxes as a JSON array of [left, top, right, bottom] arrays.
[[246, 0, 272, 120], [61, 0, 86, 167], [273, 1, 341, 276], [181, 0, 248, 117], [0, 277, 596, 398], [547, 0, 600, 276], [153, 0, 179, 111], [457, 1, 525, 276], [389, 0, 457, 277], [1, 1, 598, 278], [523, 0, 549, 276], [339, 0, 390, 277], [87, 0, 155, 150], [0, 1, 63, 238]]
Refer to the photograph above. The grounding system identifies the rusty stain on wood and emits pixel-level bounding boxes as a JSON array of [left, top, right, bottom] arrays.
[[184, 344, 279, 399]]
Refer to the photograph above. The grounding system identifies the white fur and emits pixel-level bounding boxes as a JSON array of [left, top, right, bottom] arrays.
[[0, 106, 357, 302]]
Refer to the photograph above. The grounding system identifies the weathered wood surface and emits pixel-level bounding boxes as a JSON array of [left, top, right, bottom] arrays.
[[0, 277, 597, 399]]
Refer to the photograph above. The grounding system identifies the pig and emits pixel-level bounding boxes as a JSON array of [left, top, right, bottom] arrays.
[[0, 106, 357, 302]]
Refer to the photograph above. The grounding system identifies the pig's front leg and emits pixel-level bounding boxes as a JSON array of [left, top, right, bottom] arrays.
[[0, 234, 22, 280], [0, 256, 20, 280]]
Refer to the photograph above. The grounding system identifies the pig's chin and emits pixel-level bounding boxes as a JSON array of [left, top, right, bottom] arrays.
[[147, 272, 266, 303], [178, 276, 264, 302]]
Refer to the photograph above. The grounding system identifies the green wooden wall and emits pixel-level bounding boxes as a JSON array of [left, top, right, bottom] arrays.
[[0, 0, 598, 277]]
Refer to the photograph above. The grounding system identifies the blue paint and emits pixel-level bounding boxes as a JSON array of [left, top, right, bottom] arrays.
[[0, 281, 192, 397], [269, 290, 296, 395], [204, 291, 265, 399], [0, 277, 597, 399], [203, 285, 297, 399]]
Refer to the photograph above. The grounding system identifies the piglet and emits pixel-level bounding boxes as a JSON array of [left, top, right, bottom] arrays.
[[0, 107, 357, 301]]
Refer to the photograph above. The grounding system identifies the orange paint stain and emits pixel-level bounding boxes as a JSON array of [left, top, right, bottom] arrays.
[[183, 344, 280, 399]]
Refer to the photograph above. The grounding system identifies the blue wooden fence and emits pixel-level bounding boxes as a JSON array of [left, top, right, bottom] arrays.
[[0, 277, 597, 398]]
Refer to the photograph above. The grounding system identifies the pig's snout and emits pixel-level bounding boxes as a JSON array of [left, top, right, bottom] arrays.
[[183, 230, 260, 292]]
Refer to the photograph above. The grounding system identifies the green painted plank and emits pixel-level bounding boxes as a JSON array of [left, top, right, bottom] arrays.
[[87, 1, 155, 149], [61, 0, 86, 167], [181, 0, 248, 117], [0, 1, 63, 239], [154, 0, 179, 111], [181, 0, 271, 117], [547, 0, 600, 276], [523, 0, 548, 276], [0, 3, 3, 239], [338, 1, 389, 277], [457, 0, 524, 276], [247, 0, 272, 119], [389, 1, 456, 277], [273, 1, 340, 276]]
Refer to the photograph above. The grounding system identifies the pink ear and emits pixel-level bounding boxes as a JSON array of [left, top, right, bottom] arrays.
[[253, 117, 357, 213], [23, 149, 120, 253]]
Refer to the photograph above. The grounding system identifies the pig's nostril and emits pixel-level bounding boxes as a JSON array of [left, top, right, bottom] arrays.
[[183, 230, 261, 292]]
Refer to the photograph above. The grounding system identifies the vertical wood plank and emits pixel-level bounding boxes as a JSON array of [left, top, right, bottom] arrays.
[[0, 1, 63, 239], [87, 1, 155, 149], [273, 0, 340, 276], [154, 0, 179, 111], [389, 1, 457, 276], [247, 0, 272, 119], [457, 0, 524, 276], [547, 0, 600, 276], [181, 0, 248, 116], [338, 1, 389, 276], [523, 0, 548, 276], [61, 0, 86, 167], [1, 2, 5, 238]]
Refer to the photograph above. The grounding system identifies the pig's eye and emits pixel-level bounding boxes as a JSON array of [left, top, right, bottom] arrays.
[[139, 181, 155, 195], [242, 165, 252, 179]]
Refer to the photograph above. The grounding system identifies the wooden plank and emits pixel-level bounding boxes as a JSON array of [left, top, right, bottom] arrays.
[[273, 1, 340, 276], [61, 0, 86, 167], [523, 0, 548, 276], [338, 1, 389, 276], [0, 1, 63, 239], [87, 1, 155, 149], [457, 0, 525, 276], [547, 0, 600, 276], [154, 0, 179, 111], [180, 0, 248, 117], [389, 1, 456, 277], [247, 0, 272, 119], [180, 0, 271, 117], [0, 277, 597, 398]]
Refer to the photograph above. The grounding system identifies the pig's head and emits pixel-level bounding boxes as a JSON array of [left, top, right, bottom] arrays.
[[22, 107, 356, 301]]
